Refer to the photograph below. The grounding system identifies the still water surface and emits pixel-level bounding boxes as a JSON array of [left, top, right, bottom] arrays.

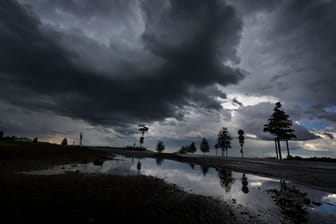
[[22, 155, 336, 223]]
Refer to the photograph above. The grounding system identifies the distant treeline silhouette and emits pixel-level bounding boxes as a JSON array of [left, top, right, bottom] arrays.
[[0, 102, 297, 159], [172, 101, 296, 160]]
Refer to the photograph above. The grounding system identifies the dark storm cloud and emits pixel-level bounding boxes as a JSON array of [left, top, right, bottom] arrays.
[[33, 0, 135, 18], [141, 0, 244, 87], [0, 0, 244, 129], [264, 0, 336, 104], [230, 0, 336, 124], [304, 104, 336, 123], [227, 0, 281, 15], [233, 103, 318, 141]]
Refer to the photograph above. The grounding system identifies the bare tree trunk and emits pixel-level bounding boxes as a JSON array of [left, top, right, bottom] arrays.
[[241, 145, 244, 158], [274, 139, 279, 159], [277, 139, 282, 160], [286, 140, 290, 158], [216, 148, 217, 156], [222, 149, 224, 157], [226, 148, 228, 157]]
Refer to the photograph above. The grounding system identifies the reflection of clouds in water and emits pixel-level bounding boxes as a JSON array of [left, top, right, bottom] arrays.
[[99, 161, 134, 175], [309, 198, 336, 223], [142, 166, 223, 196], [322, 194, 336, 205], [21, 156, 336, 223], [227, 173, 279, 213], [141, 162, 279, 215], [326, 193, 336, 199], [250, 182, 262, 187], [22, 160, 136, 176]]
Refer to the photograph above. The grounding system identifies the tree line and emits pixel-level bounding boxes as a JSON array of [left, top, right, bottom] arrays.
[[155, 102, 296, 160]]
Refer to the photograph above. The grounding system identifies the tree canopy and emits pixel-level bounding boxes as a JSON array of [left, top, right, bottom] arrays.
[[187, 142, 197, 153], [156, 141, 165, 153], [200, 138, 210, 154], [217, 127, 232, 157], [264, 102, 296, 159], [61, 138, 68, 146]]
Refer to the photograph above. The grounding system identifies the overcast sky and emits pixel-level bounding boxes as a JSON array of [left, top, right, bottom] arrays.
[[1, 0, 335, 156]]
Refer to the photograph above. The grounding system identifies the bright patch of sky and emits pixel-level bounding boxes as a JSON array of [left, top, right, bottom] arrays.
[[298, 119, 330, 131]]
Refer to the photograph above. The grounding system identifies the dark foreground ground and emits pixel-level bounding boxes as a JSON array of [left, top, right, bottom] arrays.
[[0, 142, 261, 224]]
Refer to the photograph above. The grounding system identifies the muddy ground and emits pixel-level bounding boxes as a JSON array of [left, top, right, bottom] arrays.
[[0, 143, 264, 224]]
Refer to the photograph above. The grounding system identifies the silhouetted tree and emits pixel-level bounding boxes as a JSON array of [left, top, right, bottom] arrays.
[[217, 127, 232, 157], [0, 130, 3, 139], [214, 143, 219, 156], [238, 129, 245, 158], [264, 102, 296, 159], [32, 137, 38, 143], [156, 141, 165, 153], [218, 169, 234, 193], [282, 123, 297, 158], [178, 146, 188, 154], [61, 138, 68, 146], [187, 142, 197, 153], [200, 138, 210, 155]]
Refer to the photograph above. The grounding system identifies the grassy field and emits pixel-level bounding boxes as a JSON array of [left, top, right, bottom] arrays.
[[0, 140, 111, 172]]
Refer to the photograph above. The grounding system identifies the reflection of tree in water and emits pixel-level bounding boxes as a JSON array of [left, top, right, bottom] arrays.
[[280, 178, 287, 190], [200, 164, 209, 176], [189, 163, 195, 170], [241, 173, 249, 194], [155, 157, 164, 166], [217, 169, 234, 193], [136, 159, 141, 176], [267, 178, 310, 224]]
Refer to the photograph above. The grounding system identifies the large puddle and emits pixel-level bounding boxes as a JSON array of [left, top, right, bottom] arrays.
[[21, 155, 336, 224]]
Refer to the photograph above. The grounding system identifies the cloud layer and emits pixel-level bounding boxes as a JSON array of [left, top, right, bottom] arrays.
[[0, 0, 335, 154], [0, 0, 245, 130]]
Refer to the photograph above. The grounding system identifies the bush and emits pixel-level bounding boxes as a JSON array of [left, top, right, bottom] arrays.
[[156, 141, 165, 153], [61, 138, 68, 146]]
